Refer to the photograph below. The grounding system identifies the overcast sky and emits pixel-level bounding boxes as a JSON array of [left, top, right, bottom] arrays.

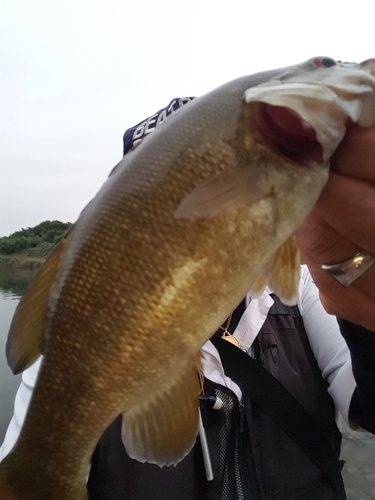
[[1, 0, 374, 237]]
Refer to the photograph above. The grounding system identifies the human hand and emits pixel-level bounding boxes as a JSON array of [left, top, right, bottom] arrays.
[[298, 125, 375, 330]]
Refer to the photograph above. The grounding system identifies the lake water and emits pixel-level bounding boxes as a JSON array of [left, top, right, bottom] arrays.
[[0, 267, 36, 443], [0, 268, 374, 497]]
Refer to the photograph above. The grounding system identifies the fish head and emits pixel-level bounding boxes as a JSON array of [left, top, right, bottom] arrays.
[[243, 56, 375, 165], [175, 56, 375, 303]]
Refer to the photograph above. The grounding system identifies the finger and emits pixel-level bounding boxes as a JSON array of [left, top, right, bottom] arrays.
[[298, 210, 360, 264], [301, 243, 375, 331], [331, 124, 375, 183], [299, 212, 375, 329], [299, 210, 375, 296], [319, 289, 375, 331], [312, 172, 375, 255]]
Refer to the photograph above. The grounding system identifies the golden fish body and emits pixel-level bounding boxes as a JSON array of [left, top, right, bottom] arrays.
[[1, 57, 375, 499]]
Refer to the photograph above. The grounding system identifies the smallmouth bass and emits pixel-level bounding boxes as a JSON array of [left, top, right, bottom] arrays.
[[1, 56, 375, 499]]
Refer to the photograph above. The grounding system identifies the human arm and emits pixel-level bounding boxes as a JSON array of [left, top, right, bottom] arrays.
[[0, 357, 41, 460], [298, 267, 356, 424], [299, 267, 375, 432]]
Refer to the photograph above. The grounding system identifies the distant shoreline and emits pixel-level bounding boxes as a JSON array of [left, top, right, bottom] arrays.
[[0, 254, 45, 270]]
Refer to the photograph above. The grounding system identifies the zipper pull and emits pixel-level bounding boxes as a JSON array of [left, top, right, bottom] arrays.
[[270, 344, 279, 363]]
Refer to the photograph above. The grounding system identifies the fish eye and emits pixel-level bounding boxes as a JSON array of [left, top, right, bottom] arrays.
[[314, 57, 337, 68]]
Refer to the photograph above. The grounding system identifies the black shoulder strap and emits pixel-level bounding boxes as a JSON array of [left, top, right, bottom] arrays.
[[210, 336, 346, 500]]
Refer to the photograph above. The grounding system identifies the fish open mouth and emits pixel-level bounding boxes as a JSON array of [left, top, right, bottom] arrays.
[[256, 103, 324, 166]]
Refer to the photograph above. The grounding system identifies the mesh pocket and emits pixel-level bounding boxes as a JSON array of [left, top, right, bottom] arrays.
[[212, 387, 260, 500]]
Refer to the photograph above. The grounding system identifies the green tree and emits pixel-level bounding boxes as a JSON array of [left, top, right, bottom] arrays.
[[0, 220, 71, 258]]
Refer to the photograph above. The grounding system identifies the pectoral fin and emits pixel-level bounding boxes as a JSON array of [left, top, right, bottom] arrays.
[[261, 235, 301, 305], [6, 238, 67, 374], [175, 165, 273, 219], [121, 357, 200, 466]]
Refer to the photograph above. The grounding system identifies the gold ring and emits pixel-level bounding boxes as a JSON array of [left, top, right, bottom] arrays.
[[321, 251, 375, 287]]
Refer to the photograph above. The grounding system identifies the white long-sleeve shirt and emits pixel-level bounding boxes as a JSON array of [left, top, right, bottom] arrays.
[[0, 266, 356, 461]]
